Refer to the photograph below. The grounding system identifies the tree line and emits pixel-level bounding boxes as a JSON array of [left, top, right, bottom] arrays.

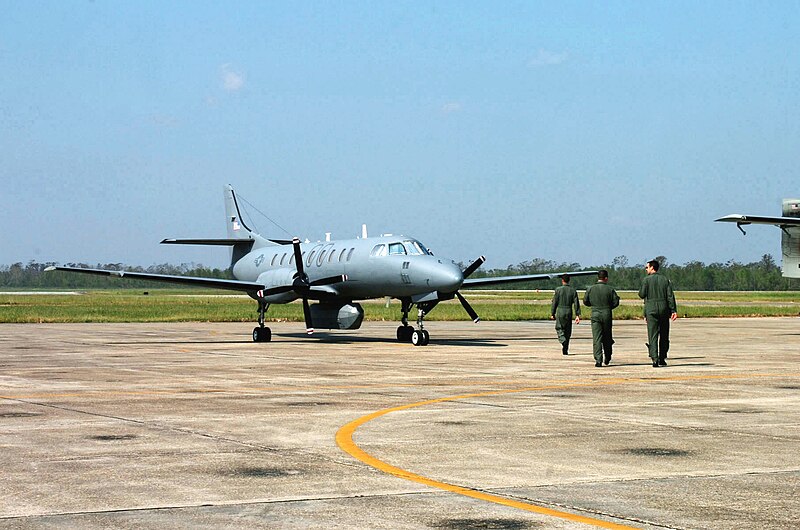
[[466, 254, 800, 291], [1, 255, 798, 290]]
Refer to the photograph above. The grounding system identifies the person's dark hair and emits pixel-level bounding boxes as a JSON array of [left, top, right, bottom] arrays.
[[647, 259, 660, 271], [561, 274, 570, 283], [598, 269, 608, 280]]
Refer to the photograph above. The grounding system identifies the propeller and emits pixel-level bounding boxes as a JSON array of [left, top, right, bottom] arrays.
[[454, 256, 485, 323], [259, 237, 347, 334]]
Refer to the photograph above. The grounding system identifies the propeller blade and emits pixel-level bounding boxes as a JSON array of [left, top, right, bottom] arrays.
[[456, 291, 480, 323], [259, 285, 295, 297], [310, 274, 348, 286], [302, 297, 314, 334], [292, 237, 305, 278], [463, 256, 486, 279]]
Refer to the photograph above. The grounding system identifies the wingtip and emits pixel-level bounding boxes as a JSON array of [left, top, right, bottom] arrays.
[[715, 214, 743, 222]]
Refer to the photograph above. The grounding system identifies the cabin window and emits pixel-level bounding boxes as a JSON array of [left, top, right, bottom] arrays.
[[370, 244, 387, 257], [318, 244, 334, 266], [389, 242, 406, 255], [271, 254, 277, 266], [338, 248, 347, 262], [328, 249, 336, 262], [306, 244, 322, 266], [280, 253, 287, 265], [347, 248, 355, 261], [289, 253, 295, 265]]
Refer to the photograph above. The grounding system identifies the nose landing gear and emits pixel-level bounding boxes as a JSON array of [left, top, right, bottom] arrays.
[[396, 299, 432, 346]]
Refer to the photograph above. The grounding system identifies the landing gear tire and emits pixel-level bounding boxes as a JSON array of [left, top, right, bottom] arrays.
[[411, 329, 430, 346], [253, 326, 272, 342], [397, 325, 414, 342]]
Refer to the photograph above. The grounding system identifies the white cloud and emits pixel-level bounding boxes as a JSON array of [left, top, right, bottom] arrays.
[[220, 64, 245, 91], [527, 49, 569, 67]]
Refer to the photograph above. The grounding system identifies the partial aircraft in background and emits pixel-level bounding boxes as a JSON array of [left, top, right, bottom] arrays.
[[716, 198, 800, 278], [48, 186, 598, 345]]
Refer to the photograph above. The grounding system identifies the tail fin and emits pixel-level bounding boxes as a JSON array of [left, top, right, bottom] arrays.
[[224, 185, 269, 268], [225, 185, 257, 239]]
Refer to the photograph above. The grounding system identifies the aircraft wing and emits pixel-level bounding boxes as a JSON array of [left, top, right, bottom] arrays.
[[160, 238, 257, 246], [44, 266, 265, 292], [715, 214, 800, 227], [462, 270, 598, 288]]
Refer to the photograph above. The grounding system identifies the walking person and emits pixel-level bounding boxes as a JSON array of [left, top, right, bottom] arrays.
[[550, 274, 581, 355], [583, 270, 620, 367], [638, 259, 678, 367]]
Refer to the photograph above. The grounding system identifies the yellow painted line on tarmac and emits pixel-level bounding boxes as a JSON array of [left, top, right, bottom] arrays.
[[336, 372, 800, 528]]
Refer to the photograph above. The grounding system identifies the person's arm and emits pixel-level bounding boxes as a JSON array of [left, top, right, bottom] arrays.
[[667, 280, 678, 320], [638, 277, 647, 299]]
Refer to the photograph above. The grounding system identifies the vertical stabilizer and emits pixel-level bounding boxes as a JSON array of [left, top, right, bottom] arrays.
[[224, 185, 266, 268], [225, 185, 256, 240]]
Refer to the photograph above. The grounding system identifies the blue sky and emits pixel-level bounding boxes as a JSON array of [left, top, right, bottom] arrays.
[[2, 1, 799, 270]]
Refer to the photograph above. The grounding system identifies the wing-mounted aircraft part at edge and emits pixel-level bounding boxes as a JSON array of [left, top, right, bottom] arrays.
[[716, 198, 800, 278], [47, 185, 599, 344]]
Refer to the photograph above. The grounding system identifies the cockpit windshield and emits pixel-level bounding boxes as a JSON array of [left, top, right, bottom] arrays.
[[403, 239, 430, 255], [388, 242, 405, 255], [371, 240, 431, 258], [370, 244, 387, 257]]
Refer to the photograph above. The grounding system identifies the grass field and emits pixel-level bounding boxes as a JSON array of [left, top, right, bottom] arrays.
[[1, 289, 799, 323]]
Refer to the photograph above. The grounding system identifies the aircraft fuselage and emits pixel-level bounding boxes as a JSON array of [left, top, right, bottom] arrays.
[[232, 235, 464, 303]]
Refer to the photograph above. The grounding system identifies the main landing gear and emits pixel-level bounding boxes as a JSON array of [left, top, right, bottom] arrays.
[[396, 299, 431, 346], [253, 300, 272, 342]]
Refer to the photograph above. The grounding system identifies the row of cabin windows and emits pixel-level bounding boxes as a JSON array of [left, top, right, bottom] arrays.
[[269, 247, 355, 268], [370, 240, 430, 258]]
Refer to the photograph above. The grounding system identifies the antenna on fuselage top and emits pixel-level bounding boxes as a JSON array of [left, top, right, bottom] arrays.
[[362, 224, 368, 238], [325, 232, 331, 242]]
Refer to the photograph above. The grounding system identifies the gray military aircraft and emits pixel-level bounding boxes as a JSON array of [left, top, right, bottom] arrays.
[[47, 185, 598, 345], [716, 198, 800, 278]]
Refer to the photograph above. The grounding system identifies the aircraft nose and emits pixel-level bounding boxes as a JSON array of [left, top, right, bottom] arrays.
[[433, 260, 464, 292]]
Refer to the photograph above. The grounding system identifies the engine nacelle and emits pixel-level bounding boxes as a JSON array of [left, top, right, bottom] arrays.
[[310, 302, 364, 330], [782, 199, 800, 218], [255, 269, 298, 303]]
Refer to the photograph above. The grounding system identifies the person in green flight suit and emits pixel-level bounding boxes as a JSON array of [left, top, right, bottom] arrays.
[[550, 274, 581, 355], [583, 270, 620, 367], [638, 259, 678, 368]]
